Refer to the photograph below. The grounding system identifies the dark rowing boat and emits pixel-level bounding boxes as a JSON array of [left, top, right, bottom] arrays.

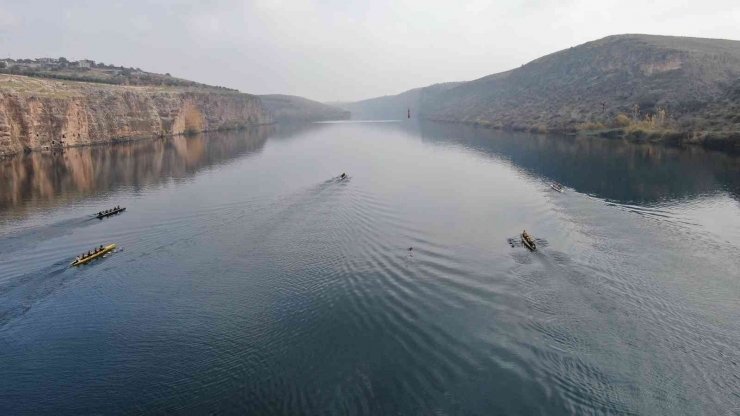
[[97, 207, 126, 219]]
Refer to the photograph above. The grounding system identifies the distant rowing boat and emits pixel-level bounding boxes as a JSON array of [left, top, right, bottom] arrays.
[[97, 207, 126, 219], [550, 183, 563, 193], [70, 244, 116, 266]]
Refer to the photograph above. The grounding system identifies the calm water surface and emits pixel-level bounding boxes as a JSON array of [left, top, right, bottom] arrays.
[[1, 122, 739, 415]]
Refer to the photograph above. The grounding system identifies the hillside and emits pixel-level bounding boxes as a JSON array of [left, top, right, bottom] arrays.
[[259, 94, 350, 122], [0, 75, 272, 155], [339, 82, 463, 120], [343, 35, 740, 149], [0, 58, 236, 91]]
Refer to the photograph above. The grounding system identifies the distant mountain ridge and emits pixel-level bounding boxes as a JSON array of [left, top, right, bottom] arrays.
[[259, 94, 351, 123], [339, 82, 464, 120], [341, 35, 740, 149]]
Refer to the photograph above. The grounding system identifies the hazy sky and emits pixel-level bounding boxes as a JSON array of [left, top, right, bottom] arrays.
[[1, 0, 739, 102]]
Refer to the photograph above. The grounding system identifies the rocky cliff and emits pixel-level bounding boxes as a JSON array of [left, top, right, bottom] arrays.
[[0, 75, 274, 155]]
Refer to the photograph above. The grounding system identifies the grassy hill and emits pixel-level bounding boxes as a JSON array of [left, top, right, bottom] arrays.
[[259, 94, 350, 122], [343, 35, 740, 149]]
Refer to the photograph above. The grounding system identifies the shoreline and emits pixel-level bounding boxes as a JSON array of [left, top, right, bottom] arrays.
[[425, 118, 740, 154]]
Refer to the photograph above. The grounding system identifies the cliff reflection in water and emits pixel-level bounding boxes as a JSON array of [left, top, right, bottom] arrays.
[[0, 126, 274, 216], [418, 122, 740, 204]]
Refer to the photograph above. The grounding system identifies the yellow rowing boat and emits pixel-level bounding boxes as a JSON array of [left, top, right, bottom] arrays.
[[521, 233, 537, 251], [70, 244, 116, 266]]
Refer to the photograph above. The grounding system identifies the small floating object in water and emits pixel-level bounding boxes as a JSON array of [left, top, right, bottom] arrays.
[[340, 173, 347, 180], [408, 247, 413, 251], [550, 183, 563, 193]]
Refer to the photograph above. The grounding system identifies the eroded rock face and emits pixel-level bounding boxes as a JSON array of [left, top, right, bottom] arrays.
[[0, 75, 274, 154]]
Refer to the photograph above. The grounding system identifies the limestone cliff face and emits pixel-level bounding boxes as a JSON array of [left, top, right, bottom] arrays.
[[0, 75, 273, 154]]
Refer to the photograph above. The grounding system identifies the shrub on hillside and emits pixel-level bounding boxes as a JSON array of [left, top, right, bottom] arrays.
[[576, 121, 607, 131], [614, 114, 631, 127]]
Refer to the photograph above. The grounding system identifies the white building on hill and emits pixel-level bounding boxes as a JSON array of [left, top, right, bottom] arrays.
[[76, 59, 94, 68]]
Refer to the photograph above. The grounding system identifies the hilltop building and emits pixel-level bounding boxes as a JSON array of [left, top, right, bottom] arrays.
[[76, 60, 94, 68]]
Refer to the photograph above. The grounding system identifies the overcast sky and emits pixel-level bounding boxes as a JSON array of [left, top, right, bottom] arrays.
[[1, 0, 739, 102]]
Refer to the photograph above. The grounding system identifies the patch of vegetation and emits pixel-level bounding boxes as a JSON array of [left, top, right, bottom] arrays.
[[0, 58, 239, 92], [576, 121, 607, 131]]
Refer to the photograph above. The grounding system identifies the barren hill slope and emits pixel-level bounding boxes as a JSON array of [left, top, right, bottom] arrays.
[[426, 35, 740, 130], [345, 35, 740, 148]]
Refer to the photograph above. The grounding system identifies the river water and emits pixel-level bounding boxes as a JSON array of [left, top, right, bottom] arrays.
[[1, 121, 739, 415]]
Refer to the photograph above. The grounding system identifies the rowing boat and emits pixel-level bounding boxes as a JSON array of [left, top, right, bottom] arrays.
[[550, 184, 563, 193], [97, 207, 126, 219], [70, 244, 116, 266], [521, 234, 537, 251]]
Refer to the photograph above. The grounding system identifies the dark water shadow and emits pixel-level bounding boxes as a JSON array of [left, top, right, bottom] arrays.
[[416, 122, 740, 205], [0, 126, 275, 222]]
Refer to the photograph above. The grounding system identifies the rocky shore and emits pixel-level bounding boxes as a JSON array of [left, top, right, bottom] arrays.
[[0, 75, 274, 155]]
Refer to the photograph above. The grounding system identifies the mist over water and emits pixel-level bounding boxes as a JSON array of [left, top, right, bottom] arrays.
[[1, 122, 739, 415]]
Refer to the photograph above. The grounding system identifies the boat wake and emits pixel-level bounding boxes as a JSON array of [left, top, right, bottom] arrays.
[[0, 262, 69, 330], [0, 216, 97, 257]]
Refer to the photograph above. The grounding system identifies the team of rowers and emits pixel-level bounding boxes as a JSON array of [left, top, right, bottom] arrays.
[[98, 206, 122, 216], [76, 245, 106, 262], [522, 230, 535, 245]]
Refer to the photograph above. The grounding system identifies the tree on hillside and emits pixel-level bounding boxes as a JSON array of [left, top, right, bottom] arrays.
[[0, 62, 5, 69], [59, 57, 68, 63]]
